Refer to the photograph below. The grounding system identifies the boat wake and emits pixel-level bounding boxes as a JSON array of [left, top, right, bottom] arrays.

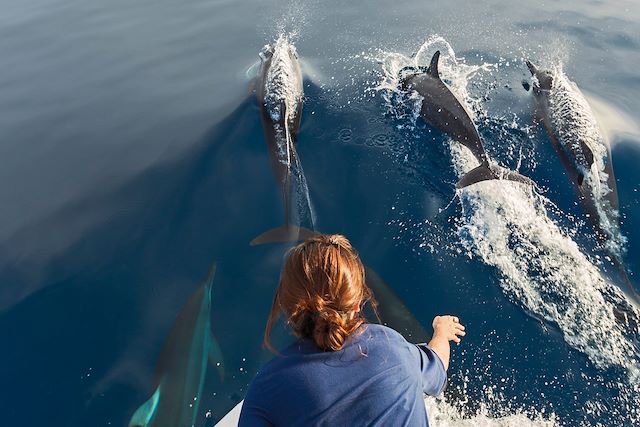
[[451, 142, 640, 373], [375, 35, 640, 424], [425, 395, 558, 427]]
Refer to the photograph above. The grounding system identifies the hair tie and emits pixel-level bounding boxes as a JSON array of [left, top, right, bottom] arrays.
[[328, 237, 340, 247]]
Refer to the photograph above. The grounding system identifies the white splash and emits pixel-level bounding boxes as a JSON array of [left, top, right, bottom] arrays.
[[373, 35, 494, 126], [377, 34, 640, 423], [377, 35, 640, 377], [425, 395, 558, 427], [452, 141, 640, 375]]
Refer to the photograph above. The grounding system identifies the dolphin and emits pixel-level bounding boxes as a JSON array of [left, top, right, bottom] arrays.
[[129, 262, 224, 427], [401, 50, 534, 189], [525, 60, 640, 311], [363, 266, 431, 343], [251, 35, 315, 246]]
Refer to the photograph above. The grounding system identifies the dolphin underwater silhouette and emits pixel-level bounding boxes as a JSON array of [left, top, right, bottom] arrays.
[[525, 60, 640, 312], [363, 266, 430, 343], [129, 262, 224, 427], [400, 50, 534, 190], [251, 35, 315, 246]]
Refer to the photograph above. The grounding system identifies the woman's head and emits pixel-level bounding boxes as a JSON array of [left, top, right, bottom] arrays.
[[264, 234, 376, 352]]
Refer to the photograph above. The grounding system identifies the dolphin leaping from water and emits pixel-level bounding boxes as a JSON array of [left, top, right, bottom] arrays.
[[401, 50, 535, 190], [525, 59, 640, 311]]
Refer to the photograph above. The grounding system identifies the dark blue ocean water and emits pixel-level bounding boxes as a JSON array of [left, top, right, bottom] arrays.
[[1, 0, 639, 426]]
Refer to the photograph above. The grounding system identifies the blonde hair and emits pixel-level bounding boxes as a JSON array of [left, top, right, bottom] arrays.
[[264, 234, 377, 351]]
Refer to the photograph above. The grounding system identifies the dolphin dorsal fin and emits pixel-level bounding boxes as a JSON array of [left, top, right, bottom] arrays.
[[427, 50, 441, 79]]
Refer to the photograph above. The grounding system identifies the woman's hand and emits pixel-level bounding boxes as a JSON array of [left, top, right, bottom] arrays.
[[428, 315, 466, 371], [432, 315, 466, 344]]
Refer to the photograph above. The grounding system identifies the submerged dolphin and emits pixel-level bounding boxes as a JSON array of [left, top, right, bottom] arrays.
[[525, 60, 640, 310], [129, 263, 224, 427], [363, 266, 430, 343], [401, 50, 534, 189], [251, 35, 315, 246]]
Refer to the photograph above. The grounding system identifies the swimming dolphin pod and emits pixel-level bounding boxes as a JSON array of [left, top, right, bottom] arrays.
[[251, 35, 316, 246], [400, 50, 535, 190], [129, 262, 224, 427], [525, 60, 640, 315]]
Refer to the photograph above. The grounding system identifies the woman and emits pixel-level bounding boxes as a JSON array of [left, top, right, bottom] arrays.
[[239, 234, 465, 426]]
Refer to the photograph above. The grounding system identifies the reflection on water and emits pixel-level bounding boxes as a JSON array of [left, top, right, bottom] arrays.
[[1, 0, 640, 426]]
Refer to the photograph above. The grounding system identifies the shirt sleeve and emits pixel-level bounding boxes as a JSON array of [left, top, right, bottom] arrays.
[[411, 343, 447, 396]]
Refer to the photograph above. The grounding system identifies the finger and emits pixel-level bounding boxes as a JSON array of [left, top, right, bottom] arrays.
[[455, 330, 466, 337], [452, 316, 459, 323], [454, 324, 465, 331], [452, 335, 461, 343]]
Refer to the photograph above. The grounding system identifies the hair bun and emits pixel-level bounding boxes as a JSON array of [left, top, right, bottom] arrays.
[[313, 307, 353, 351], [263, 234, 376, 353]]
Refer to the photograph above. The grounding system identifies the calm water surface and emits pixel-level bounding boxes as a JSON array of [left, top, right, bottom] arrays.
[[1, 0, 639, 425]]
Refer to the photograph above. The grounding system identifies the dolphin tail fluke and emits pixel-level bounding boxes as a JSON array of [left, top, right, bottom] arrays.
[[250, 225, 317, 246], [209, 332, 225, 381], [129, 386, 161, 427], [456, 163, 536, 189]]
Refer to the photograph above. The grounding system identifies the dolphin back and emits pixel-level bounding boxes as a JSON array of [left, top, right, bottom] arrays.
[[405, 51, 488, 164], [253, 36, 314, 246]]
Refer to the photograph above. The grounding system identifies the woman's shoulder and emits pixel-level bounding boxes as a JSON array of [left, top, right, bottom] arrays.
[[251, 339, 314, 377], [359, 323, 410, 344]]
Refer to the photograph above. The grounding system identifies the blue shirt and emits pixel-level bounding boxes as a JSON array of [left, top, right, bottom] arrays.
[[239, 324, 447, 426]]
